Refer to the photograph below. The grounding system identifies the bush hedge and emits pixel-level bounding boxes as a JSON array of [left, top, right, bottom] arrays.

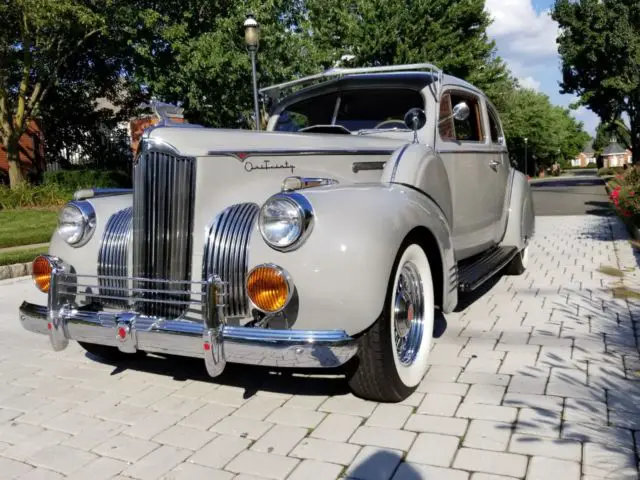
[[598, 166, 626, 176], [607, 168, 640, 226], [43, 169, 131, 191], [0, 183, 71, 210]]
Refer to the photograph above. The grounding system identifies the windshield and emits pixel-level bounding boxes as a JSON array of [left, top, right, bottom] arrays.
[[274, 88, 424, 133]]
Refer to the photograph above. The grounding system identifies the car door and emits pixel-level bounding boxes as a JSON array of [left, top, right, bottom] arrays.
[[486, 101, 511, 242], [436, 87, 500, 259]]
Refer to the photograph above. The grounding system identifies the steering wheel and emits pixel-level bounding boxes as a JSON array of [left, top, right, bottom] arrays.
[[373, 119, 407, 130]]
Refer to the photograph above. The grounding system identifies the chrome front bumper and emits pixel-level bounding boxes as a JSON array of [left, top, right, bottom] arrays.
[[18, 264, 357, 373], [19, 302, 358, 370]]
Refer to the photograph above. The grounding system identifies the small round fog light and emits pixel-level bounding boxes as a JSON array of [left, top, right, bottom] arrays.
[[246, 264, 293, 313], [32, 255, 54, 293]]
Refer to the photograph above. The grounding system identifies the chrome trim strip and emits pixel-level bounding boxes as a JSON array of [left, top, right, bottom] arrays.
[[390, 144, 410, 182], [203, 203, 260, 318], [98, 207, 133, 308], [206, 149, 395, 161], [352, 161, 387, 173], [19, 302, 358, 369], [74, 188, 133, 200]]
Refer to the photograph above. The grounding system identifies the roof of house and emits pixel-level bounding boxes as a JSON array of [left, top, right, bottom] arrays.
[[583, 139, 594, 154], [602, 140, 628, 156]]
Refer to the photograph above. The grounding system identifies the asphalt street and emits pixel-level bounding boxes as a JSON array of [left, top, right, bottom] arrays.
[[530, 171, 611, 217]]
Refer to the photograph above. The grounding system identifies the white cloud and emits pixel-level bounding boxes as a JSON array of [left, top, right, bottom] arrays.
[[485, 0, 559, 58], [517, 76, 541, 91]]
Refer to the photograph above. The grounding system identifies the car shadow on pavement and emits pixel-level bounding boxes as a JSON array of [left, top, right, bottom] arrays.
[[347, 450, 425, 480]]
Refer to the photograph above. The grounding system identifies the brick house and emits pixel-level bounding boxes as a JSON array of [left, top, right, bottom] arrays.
[[600, 139, 633, 168], [0, 119, 46, 184], [571, 139, 595, 167], [128, 101, 186, 155]]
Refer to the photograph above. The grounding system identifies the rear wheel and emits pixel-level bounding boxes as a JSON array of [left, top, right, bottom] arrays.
[[347, 243, 435, 402], [78, 342, 146, 361]]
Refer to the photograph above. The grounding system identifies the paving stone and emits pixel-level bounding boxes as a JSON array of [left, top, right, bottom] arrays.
[[526, 456, 580, 480], [124, 412, 183, 440], [508, 433, 581, 461], [1, 429, 70, 462], [453, 448, 528, 478], [561, 422, 635, 448], [200, 386, 251, 407], [515, 408, 561, 438], [92, 434, 159, 463], [583, 442, 637, 477], [502, 393, 564, 412], [406, 433, 459, 467], [424, 366, 462, 383], [172, 381, 219, 400], [463, 420, 512, 451], [187, 435, 251, 468], [228, 396, 286, 421], [209, 415, 273, 440], [290, 438, 361, 465], [417, 380, 470, 396], [563, 398, 607, 425], [458, 372, 510, 386], [0, 457, 33, 478], [60, 419, 125, 451], [178, 403, 237, 430], [465, 384, 506, 405], [153, 424, 217, 450], [0, 422, 43, 444], [417, 393, 461, 416], [16, 468, 64, 480], [286, 459, 342, 480], [310, 413, 362, 442], [456, 403, 517, 422], [392, 463, 470, 480], [507, 375, 547, 395], [27, 444, 97, 475], [165, 462, 234, 480], [319, 395, 377, 417], [265, 407, 325, 428], [225, 450, 300, 479], [404, 414, 469, 436], [151, 395, 206, 417], [345, 446, 403, 480], [366, 403, 413, 428], [281, 395, 328, 411], [250, 424, 308, 455], [123, 445, 191, 480], [65, 457, 129, 480], [350, 426, 416, 451], [470, 475, 518, 480]]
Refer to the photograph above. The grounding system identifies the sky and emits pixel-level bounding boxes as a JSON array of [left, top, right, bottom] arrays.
[[485, 0, 599, 137]]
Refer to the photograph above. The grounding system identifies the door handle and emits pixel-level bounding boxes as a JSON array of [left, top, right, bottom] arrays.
[[489, 160, 500, 170]]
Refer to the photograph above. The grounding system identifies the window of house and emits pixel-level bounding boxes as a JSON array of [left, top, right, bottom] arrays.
[[438, 91, 485, 143]]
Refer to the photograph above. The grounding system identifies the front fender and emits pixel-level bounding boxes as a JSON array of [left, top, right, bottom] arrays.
[[246, 183, 456, 336]]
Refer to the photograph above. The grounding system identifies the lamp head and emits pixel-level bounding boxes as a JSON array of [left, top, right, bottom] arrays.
[[244, 14, 260, 51]]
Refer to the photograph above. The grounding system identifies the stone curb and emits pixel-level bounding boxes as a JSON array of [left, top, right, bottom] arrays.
[[0, 262, 33, 281]]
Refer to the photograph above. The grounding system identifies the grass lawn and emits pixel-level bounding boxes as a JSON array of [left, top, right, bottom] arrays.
[[0, 209, 58, 248], [0, 246, 47, 266]]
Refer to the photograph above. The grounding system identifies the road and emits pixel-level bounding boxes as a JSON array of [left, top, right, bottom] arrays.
[[0, 177, 639, 479], [530, 172, 612, 217]]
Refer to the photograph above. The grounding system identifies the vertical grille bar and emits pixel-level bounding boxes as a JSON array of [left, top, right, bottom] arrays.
[[133, 151, 196, 318], [97, 207, 132, 308], [203, 203, 260, 318]]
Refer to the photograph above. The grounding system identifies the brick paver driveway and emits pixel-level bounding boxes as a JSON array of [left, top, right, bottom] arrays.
[[1, 214, 640, 479]]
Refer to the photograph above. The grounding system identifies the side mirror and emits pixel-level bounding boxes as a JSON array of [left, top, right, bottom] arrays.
[[404, 108, 427, 132], [452, 102, 470, 122]]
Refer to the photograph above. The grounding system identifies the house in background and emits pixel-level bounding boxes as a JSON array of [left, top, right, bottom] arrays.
[[600, 138, 633, 168], [129, 101, 187, 155], [0, 119, 46, 184], [571, 139, 595, 167]]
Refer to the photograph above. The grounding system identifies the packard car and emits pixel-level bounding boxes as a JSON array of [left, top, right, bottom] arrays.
[[18, 63, 534, 402]]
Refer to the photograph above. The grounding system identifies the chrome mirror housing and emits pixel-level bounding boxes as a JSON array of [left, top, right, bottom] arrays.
[[452, 102, 470, 122], [404, 108, 427, 132]]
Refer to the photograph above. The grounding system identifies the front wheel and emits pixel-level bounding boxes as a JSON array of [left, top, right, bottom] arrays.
[[347, 242, 435, 402]]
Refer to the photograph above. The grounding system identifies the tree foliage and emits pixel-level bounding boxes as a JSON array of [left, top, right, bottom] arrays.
[[593, 117, 632, 153], [552, 0, 640, 162]]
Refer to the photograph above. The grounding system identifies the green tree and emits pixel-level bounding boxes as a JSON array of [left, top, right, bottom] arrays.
[[0, 0, 140, 188], [552, 0, 640, 163], [303, 0, 516, 111], [593, 117, 632, 154]]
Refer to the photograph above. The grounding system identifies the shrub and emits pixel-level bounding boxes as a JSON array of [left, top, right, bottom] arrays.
[[43, 169, 131, 191], [607, 167, 640, 226], [0, 183, 72, 210], [598, 166, 625, 176]]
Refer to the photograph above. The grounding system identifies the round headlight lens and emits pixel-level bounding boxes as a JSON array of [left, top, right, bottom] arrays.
[[57, 201, 95, 246], [259, 197, 304, 249]]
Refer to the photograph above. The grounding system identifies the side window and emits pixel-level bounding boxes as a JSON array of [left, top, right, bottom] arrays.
[[487, 106, 502, 144], [439, 90, 485, 143]]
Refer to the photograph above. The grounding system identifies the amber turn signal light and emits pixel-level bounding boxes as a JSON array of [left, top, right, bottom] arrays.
[[32, 255, 54, 293], [246, 265, 292, 313]]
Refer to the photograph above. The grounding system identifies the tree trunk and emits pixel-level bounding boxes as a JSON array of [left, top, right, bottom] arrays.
[[6, 137, 25, 189]]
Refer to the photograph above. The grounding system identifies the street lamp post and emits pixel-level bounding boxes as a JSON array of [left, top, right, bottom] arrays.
[[524, 138, 528, 176], [244, 14, 261, 131]]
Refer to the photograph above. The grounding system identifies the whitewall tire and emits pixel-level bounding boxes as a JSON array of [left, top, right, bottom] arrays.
[[347, 241, 434, 402]]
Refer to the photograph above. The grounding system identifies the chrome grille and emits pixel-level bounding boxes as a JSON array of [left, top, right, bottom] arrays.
[[203, 203, 259, 318], [97, 207, 132, 308], [133, 151, 196, 318]]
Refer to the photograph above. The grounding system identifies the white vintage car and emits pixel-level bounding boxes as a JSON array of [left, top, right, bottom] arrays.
[[19, 64, 534, 402]]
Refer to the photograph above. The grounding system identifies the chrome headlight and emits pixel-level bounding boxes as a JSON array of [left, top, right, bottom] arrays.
[[258, 193, 313, 251], [57, 200, 96, 247]]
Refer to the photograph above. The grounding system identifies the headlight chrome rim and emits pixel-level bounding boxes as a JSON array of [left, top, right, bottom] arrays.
[[57, 200, 96, 247], [258, 192, 314, 252]]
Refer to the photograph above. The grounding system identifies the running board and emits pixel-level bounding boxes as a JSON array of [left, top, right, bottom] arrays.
[[457, 246, 519, 292]]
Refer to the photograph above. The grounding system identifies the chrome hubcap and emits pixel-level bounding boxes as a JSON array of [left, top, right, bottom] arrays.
[[393, 261, 424, 366]]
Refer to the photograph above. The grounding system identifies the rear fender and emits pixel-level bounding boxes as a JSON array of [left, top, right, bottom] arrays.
[[246, 183, 457, 336], [499, 169, 535, 249]]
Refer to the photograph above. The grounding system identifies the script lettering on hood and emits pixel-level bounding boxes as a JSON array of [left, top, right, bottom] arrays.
[[244, 159, 295, 173]]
